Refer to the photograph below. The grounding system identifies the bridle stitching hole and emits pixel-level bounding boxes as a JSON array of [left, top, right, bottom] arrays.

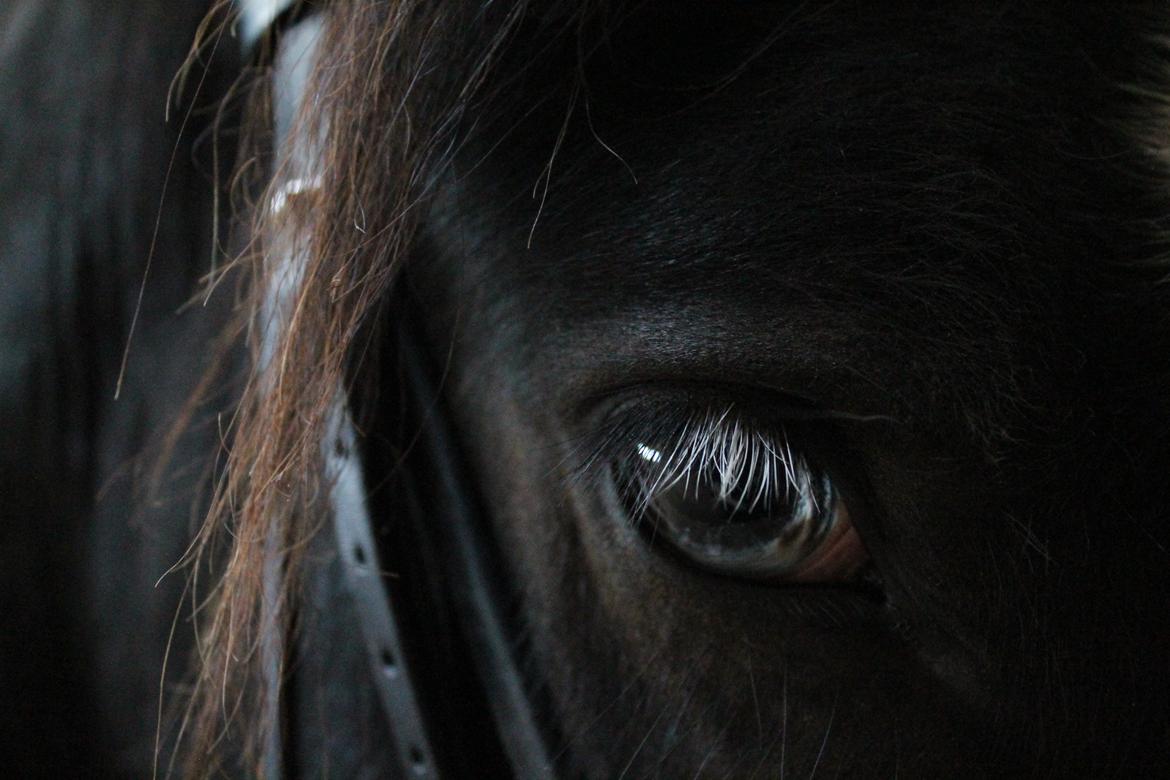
[[380, 646, 398, 676], [409, 744, 426, 774]]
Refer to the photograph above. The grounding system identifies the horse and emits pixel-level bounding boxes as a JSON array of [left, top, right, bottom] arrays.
[[3, 0, 1170, 776]]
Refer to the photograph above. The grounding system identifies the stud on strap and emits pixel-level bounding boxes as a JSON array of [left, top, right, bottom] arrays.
[[237, 0, 301, 51]]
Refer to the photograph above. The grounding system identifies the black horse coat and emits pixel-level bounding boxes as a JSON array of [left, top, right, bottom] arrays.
[[4, 1, 1170, 776]]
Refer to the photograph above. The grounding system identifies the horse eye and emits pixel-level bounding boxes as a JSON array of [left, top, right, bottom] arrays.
[[615, 423, 868, 583]]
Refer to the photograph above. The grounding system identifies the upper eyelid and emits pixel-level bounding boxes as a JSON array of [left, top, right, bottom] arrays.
[[570, 379, 898, 429], [562, 381, 876, 505]]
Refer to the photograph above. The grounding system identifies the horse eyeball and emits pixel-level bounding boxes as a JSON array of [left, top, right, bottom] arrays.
[[616, 423, 868, 583]]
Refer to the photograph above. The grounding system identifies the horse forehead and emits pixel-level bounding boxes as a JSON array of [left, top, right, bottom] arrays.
[[444, 20, 1141, 329], [436, 148, 1123, 429], [421, 1, 1169, 441]]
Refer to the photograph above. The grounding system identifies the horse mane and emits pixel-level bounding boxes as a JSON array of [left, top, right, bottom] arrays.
[[177, 1, 586, 773]]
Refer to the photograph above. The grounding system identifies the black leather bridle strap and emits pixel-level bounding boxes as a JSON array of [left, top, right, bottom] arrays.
[[394, 307, 555, 778], [243, 1, 554, 777], [250, 3, 440, 777]]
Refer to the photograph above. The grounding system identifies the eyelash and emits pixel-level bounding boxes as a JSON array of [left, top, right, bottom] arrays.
[[627, 408, 811, 523], [573, 401, 809, 519]]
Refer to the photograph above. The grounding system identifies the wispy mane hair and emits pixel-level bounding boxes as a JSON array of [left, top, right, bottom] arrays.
[[177, 1, 573, 773]]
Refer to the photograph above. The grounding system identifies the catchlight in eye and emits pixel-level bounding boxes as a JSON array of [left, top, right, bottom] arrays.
[[612, 407, 868, 584]]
